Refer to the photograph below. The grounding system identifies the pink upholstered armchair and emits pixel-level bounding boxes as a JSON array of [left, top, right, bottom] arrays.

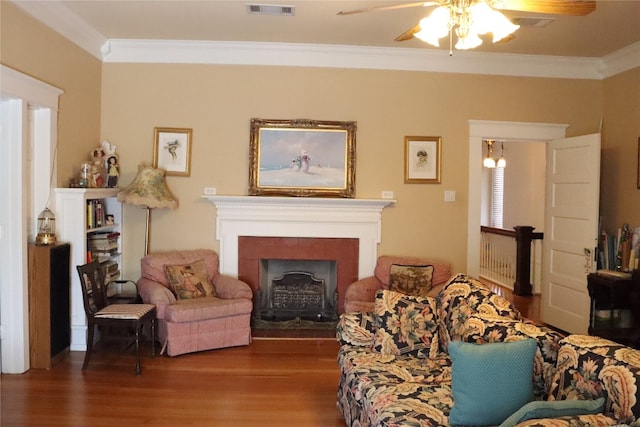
[[344, 255, 452, 312], [137, 249, 253, 356]]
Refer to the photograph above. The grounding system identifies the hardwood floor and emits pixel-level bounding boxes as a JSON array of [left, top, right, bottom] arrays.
[[1, 285, 539, 426], [1, 338, 345, 426]]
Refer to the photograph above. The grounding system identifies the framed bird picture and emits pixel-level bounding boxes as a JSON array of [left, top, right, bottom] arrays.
[[153, 127, 192, 177]]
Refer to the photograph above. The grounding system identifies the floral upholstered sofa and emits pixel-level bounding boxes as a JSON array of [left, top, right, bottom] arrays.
[[337, 273, 640, 426]]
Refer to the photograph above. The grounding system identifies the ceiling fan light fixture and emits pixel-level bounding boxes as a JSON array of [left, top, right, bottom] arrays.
[[482, 8, 520, 42], [414, 7, 451, 47], [414, 0, 520, 50], [455, 28, 482, 50]]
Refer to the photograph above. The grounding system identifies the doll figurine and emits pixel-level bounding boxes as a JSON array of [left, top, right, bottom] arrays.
[[106, 155, 120, 188]]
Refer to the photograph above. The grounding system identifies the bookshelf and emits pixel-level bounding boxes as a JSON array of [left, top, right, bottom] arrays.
[[54, 188, 123, 351]]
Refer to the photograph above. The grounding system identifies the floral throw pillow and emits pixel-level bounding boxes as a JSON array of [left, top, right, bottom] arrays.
[[164, 259, 216, 300], [373, 289, 439, 358], [389, 264, 434, 297]]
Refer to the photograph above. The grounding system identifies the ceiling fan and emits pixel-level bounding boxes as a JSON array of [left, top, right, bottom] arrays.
[[338, 1, 596, 51]]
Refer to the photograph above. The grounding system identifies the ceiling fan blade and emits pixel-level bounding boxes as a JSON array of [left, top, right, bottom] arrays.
[[394, 24, 422, 42], [499, 0, 596, 16], [337, 1, 436, 16], [496, 33, 517, 43]]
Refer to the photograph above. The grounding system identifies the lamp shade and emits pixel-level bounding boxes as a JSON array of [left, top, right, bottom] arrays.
[[117, 165, 178, 209]]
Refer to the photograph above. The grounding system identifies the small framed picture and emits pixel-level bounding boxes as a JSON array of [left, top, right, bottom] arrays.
[[153, 127, 192, 177], [404, 136, 441, 184]]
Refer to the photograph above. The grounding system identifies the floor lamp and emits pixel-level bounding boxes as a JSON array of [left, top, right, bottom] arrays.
[[117, 165, 178, 255]]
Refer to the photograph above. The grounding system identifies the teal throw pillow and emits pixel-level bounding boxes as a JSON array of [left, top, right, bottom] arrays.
[[448, 339, 537, 426], [499, 397, 606, 427]]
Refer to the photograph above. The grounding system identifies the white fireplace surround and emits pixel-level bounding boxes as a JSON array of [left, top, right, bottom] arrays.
[[203, 195, 395, 279]]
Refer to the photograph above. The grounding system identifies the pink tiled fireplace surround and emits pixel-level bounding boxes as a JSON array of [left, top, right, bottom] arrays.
[[204, 196, 394, 314]]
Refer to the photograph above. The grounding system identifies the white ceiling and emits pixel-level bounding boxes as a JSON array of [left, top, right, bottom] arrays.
[[16, 0, 640, 57], [11, 0, 640, 79]]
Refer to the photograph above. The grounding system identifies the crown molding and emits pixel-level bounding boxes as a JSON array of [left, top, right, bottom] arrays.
[[12, 0, 639, 80], [11, 0, 107, 59], [599, 42, 640, 78], [103, 39, 608, 80]]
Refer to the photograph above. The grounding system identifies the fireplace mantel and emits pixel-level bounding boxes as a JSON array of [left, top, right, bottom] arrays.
[[203, 195, 395, 279]]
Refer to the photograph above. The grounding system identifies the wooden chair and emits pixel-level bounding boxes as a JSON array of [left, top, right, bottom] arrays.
[[76, 261, 156, 375]]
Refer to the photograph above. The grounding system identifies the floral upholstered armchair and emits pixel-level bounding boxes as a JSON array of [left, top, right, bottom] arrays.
[[343, 255, 452, 312], [137, 249, 253, 356]]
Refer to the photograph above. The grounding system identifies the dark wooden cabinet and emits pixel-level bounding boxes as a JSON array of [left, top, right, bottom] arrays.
[[587, 271, 640, 349], [28, 243, 71, 369]]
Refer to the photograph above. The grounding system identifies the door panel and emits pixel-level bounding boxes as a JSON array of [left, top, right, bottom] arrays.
[[541, 133, 600, 334]]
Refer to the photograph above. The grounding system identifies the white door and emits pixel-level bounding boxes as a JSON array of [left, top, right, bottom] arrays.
[[541, 133, 600, 334]]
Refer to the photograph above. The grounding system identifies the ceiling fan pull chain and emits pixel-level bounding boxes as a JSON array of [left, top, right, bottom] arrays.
[[449, 29, 453, 56]]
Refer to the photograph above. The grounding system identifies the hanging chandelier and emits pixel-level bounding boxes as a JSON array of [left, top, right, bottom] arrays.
[[483, 139, 506, 168], [413, 0, 520, 50]]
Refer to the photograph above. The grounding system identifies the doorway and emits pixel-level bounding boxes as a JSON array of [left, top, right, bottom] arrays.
[[467, 120, 569, 279], [0, 65, 62, 373]]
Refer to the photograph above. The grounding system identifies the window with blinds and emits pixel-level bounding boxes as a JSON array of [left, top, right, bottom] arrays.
[[491, 167, 504, 228]]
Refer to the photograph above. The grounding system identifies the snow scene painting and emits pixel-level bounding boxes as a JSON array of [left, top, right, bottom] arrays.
[[257, 128, 348, 189], [249, 118, 357, 197]]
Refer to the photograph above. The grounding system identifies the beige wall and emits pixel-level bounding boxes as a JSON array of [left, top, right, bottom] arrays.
[[502, 142, 546, 231], [601, 68, 640, 234], [101, 64, 604, 277], [0, 2, 102, 184]]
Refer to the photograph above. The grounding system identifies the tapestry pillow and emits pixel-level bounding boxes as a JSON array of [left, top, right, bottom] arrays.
[[498, 397, 606, 427], [164, 259, 216, 300], [373, 289, 439, 359], [448, 339, 537, 426], [389, 264, 434, 297]]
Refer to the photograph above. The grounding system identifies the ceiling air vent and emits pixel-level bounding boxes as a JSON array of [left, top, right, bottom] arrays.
[[246, 4, 295, 16], [511, 17, 555, 27]]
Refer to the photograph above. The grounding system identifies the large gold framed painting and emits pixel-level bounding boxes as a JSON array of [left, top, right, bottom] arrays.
[[248, 118, 357, 197]]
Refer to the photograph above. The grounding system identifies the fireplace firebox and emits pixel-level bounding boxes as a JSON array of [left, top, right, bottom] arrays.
[[256, 258, 338, 321], [259, 271, 337, 321]]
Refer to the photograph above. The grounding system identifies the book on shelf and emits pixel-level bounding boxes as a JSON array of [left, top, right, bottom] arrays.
[[88, 231, 120, 251], [92, 250, 120, 263], [88, 240, 119, 250], [598, 224, 640, 272], [101, 261, 121, 286], [86, 199, 108, 229], [88, 231, 120, 239]]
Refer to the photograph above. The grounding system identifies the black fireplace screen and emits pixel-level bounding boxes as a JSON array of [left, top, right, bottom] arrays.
[[258, 271, 337, 321]]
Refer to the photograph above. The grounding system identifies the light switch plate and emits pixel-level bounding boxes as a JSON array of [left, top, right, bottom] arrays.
[[444, 190, 456, 202], [203, 187, 217, 195]]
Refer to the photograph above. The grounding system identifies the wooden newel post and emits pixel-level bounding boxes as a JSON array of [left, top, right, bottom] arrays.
[[514, 226, 535, 296]]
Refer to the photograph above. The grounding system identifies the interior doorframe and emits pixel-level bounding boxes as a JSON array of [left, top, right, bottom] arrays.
[[467, 120, 569, 279], [0, 65, 62, 373]]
